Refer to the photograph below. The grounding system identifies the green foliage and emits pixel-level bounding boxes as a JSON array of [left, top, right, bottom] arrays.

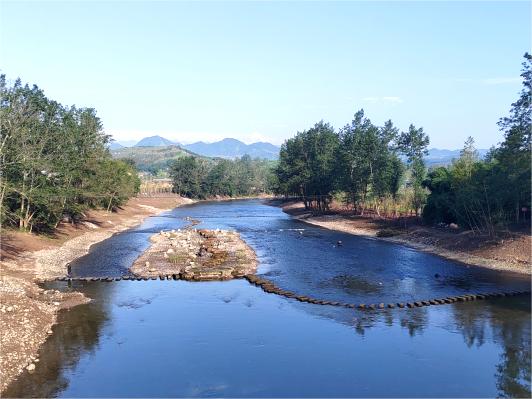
[[423, 54, 531, 232], [273, 111, 418, 215], [338, 110, 407, 214], [169, 154, 274, 199], [274, 121, 339, 211], [397, 124, 430, 216], [0, 75, 140, 232]]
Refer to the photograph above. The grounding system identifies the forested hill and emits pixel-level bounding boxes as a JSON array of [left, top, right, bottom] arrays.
[[111, 145, 201, 174]]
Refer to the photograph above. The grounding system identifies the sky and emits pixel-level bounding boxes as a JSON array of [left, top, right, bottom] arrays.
[[0, 1, 530, 149]]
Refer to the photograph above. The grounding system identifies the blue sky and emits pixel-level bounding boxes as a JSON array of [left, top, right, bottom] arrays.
[[1, 1, 530, 148]]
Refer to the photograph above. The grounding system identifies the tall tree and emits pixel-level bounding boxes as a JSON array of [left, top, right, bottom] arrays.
[[398, 124, 430, 215]]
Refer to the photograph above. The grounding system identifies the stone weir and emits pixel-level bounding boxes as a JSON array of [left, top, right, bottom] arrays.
[[129, 228, 258, 281]]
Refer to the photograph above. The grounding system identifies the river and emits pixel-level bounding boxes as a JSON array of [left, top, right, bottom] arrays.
[[5, 200, 531, 397]]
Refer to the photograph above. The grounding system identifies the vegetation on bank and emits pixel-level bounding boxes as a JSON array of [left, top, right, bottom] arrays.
[[423, 54, 531, 233], [169, 155, 274, 198], [272, 112, 429, 216], [273, 54, 531, 233], [0, 76, 140, 232]]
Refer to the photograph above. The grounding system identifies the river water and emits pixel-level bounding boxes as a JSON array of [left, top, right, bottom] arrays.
[[5, 200, 531, 397]]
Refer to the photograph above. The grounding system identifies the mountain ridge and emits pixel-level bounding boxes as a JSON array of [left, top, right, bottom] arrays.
[[113, 135, 489, 165]]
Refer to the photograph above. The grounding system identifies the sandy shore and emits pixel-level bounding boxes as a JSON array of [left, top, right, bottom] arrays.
[[279, 201, 531, 276], [0, 195, 191, 393]]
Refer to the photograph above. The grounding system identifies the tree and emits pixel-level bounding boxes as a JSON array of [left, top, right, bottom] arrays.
[[1, 75, 139, 232], [275, 121, 339, 212], [398, 124, 430, 216], [423, 54, 532, 231]]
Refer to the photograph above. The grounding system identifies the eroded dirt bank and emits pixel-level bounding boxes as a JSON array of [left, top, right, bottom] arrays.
[[278, 201, 531, 275], [131, 226, 257, 280], [0, 195, 191, 393]]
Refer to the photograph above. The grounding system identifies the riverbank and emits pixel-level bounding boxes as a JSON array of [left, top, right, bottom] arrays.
[[277, 200, 531, 275], [0, 195, 191, 393]]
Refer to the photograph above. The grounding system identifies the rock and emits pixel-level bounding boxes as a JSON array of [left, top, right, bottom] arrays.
[[7, 306, 13, 312], [449, 223, 459, 229], [145, 261, 150, 267], [47, 330, 53, 334], [26, 363, 35, 372], [337, 240, 343, 246]]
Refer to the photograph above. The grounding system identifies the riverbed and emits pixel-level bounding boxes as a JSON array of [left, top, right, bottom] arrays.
[[5, 200, 531, 397]]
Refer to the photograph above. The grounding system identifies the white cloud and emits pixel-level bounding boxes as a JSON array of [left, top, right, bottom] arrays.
[[362, 96, 403, 104]]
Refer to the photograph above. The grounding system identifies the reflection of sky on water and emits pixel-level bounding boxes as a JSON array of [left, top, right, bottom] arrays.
[[11, 199, 529, 398], [6, 280, 530, 398]]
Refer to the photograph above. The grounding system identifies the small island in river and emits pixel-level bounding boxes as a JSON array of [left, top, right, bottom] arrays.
[[130, 227, 257, 280]]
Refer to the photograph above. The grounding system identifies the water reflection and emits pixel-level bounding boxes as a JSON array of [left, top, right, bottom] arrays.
[[6, 200, 530, 397], [5, 281, 530, 398], [451, 299, 531, 398], [5, 282, 113, 398]]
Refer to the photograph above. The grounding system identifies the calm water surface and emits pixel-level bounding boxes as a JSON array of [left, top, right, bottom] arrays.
[[6, 200, 531, 397]]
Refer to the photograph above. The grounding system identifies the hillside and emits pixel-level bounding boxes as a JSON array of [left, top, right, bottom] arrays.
[[111, 145, 200, 173], [184, 138, 279, 160]]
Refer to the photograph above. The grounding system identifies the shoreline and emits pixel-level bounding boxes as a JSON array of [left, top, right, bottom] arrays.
[[276, 200, 531, 276], [0, 195, 192, 393]]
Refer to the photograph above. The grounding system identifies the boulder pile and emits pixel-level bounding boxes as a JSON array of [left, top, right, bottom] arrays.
[[130, 228, 257, 280]]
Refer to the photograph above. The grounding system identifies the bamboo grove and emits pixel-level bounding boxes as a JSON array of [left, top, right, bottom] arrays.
[[0, 76, 140, 232], [273, 54, 531, 233]]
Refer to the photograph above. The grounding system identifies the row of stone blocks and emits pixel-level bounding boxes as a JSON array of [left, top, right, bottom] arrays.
[[55, 274, 531, 310], [243, 274, 531, 310], [56, 274, 181, 282]]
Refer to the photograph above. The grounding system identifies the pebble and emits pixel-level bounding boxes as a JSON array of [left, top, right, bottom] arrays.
[[26, 363, 35, 372], [7, 306, 13, 312]]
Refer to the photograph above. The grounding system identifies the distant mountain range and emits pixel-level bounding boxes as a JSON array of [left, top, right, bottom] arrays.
[[114, 135, 280, 160], [184, 138, 279, 160], [134, 135, 177, 147], [424, 148, 489, 166], [111, 135, 488, 165]]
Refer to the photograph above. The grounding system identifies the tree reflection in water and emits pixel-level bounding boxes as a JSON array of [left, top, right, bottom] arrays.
[[4, 282, 113, 398], [450, 297, 531, 398], [4, 283, 530, 398]]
